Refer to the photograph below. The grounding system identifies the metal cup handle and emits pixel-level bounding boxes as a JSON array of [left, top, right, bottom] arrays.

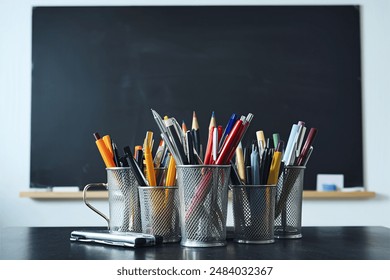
[[83, 183, 109, 228]]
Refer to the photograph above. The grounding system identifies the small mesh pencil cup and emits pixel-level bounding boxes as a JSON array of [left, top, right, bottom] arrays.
[[231, 185, 276, 244], [83, 167, 142, 233], [138, 186, 180, 243], [176, 165, 231, 247], [274, 166, 305, 239]]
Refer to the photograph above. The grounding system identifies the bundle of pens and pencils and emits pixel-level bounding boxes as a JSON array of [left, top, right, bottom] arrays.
[[93, 116, 316, 191], [231, 121, 317, 187], [93, 131, 176, 188], [93, 109, 255, 185], [151, 109, 254, 166], [275, 122, 317, 222]]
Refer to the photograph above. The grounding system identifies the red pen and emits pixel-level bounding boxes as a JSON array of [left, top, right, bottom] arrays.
[[296, 127, 317, 166], [217, 125, 223, 143], [215, 117, 244, 165], [203, 126, 215, 165], [225, 113, 254, 163]]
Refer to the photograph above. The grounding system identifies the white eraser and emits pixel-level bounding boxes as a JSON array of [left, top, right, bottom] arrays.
[[341, 187, 365, 192], [51, 186, 80, 192]]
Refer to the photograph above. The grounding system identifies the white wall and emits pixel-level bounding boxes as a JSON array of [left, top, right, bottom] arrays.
[[1, 0, 389, 228]]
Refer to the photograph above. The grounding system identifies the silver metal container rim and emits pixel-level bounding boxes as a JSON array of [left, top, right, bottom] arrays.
[[137, 186, 178, 190], [105, 166, 167, 171], [176, 164, 231, 168], [230, 184, 277, 189], [284, 165, 306, 170], [105, 167, 132, 170]]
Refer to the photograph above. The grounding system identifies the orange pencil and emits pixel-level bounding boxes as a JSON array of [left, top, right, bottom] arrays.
[[102, 135, 113, 155], [182, 120, 188, 135], [143, 135, 156, 186], [93, 132, 116, 168]]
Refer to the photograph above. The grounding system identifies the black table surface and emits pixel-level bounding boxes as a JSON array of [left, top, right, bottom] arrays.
[[1, 226, 389, 260]]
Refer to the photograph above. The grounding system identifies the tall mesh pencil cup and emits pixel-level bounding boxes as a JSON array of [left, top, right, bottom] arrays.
[[274, 166, 305, 239], [231, 184, 276, 244], [176, 165, 231, 247], [83, 167, 142, 233], [138, 186, 180, 243]]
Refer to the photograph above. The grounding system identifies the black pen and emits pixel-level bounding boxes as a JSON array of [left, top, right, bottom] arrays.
[[134, 145, 144, 170], [259, 147, 267, 184], [230, 160, 244, 185], [123, 146, 148, 186], [191, 111, 201, 155], [244, 145, 252, 185], [186, 130, 196, 164], [112, 142, 121, 167], [261, 148, 274, 185], [160, 146, 169, 168], [119, 156, 129, 167]]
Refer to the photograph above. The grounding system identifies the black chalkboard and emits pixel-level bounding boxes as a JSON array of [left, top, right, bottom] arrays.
[[31, 6, 363, 190]]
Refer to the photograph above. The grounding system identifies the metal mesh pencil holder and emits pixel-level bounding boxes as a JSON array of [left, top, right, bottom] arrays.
[[138, 186, 180, 243], [231, 185, 276, 244], [274, 166, 305, 239], [83, 167, 142, 233], [176, 165, 231, 247], [106, 167, 142, 233]]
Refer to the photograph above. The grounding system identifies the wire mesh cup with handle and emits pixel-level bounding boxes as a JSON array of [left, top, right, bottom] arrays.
[[274, 165, 305, 239], [138, 186, 180, 243], [231, 184, 276, 244], [83, 167, 142, 233], [176, 165, 231, 247]]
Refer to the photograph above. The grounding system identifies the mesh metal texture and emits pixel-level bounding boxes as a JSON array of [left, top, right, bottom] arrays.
[[176, 165, 231, 247], [231, 185, 276, 244], [107, 167, 142, 233], [274, 166, 305, 239], [138, 186, 180, 243]]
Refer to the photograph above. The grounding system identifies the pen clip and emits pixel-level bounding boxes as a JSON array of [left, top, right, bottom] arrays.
[[171, 118, 184, 143], [303, 146, 314, 166]]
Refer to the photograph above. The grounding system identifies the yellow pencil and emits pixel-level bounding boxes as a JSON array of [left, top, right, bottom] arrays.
[[145, 131, 154, 151], [165, 154, 176, 187], [235, 142, 246, 182], [267, 151, 282, 185], [256, 130, 266, 153], [143, 136, 156, 186]]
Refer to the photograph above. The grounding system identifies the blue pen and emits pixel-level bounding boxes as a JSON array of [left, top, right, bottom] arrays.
[[218, 113, 238, 150], [249, 143, 261, 223]]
